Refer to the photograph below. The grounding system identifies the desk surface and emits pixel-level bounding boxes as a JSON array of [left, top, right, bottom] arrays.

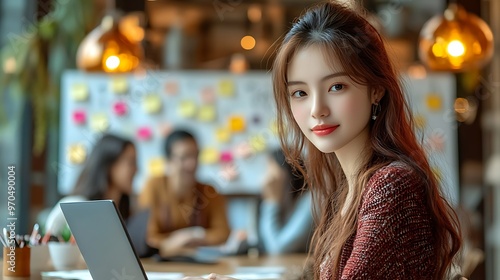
[[2, 254, 308, 280]]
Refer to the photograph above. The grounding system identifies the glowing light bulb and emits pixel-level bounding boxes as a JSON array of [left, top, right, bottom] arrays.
[[447, 40, 465, 57], [105, 55, 120, 70], [241, 36, 256, 50]]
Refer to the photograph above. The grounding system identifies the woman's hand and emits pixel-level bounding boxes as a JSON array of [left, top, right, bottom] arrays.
[[182, 273, 238, 280]]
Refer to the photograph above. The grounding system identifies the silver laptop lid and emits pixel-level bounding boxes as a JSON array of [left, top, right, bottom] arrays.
[[60, 200, 148, 280]]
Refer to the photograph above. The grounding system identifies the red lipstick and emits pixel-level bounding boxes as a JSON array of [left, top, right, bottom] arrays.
[[311, 124, 339, 136]]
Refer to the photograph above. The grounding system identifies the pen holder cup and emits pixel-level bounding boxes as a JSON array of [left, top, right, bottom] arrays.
[[47, 242, 82, 271], [3, 246, 31, 277]]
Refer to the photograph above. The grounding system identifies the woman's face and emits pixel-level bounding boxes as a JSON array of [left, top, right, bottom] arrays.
[[286, 45, 374, 154], [167, 139, 199, 179], [110, 144, 137, 194]]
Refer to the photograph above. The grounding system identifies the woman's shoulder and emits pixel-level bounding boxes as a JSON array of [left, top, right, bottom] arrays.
[[363, 161, 424, 201]]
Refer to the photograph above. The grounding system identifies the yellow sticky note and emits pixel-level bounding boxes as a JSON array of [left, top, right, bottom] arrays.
[[142, 94, 162, 114], [178, 100, 197, 118], [228, 115, 246, 133], [90, 113, 109, 132], [110, 77, 128, 94], [198, 105, 216, 122], [269, 120, 278, 135], [414, 115, 427, 129], [426, 93, 442, 111], [215, 127, 231, 143], [67, 143, 86, 164], [199, 148, 220, 164], [148, 157, 166, 177], [249, 134, 267, 152], [218, 80, 235, 97], [70, 84, 89, 101]]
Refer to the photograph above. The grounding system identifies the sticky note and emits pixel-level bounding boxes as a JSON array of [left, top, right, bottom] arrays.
[[199, 148, 220, 164], [220, 151, 234, 163], [426, 93, 442, 111], [269, 120, 278, 135], [228, 115, 246, 133], [72, 110, 86, 125], [201, 87, 216, 104], [249, 134, 266, 152], [158, 122, 173, 137], [178, 100, 197, 118], [164, 81, 179, 96], [110, 77, 128, 94], [90, 113, 109, 132], [218, 80, 235, 97], [137, 126, 152, 141], [198, 105, 216, 122], [70, 84, 89, 101], [215, 127, 231, 143], [142, 94, 162, 114], [113, 101, 128, 116], [67, 143, 86, 164], [148, 157, 166, 177], [219, 163, 239, 182], [234, 142, 253, 159], [414, 115, 426, 130]]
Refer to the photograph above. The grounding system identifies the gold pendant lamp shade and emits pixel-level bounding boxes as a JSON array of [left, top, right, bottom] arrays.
[[418, 3, 494, 71], [77, 15, 143, 73]]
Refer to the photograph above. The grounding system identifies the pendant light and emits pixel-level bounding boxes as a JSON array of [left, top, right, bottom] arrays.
[[418, 3, 494, 71]]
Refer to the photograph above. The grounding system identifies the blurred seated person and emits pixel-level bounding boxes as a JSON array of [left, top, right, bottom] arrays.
[[138, 129, 230, 257], [259, 148, 314, 255], [42, 134, 137, 243]]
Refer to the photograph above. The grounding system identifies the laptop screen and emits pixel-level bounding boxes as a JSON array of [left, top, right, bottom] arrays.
[[60, 200, 148, 280]]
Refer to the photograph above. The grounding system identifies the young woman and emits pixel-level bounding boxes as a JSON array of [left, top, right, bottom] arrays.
[[43, 134, 137, 242], [259, 148, 313, 255], [183, 1, 461, 280]]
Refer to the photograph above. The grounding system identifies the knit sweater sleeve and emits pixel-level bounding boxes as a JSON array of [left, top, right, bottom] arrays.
[[340, 163, 434, 279]]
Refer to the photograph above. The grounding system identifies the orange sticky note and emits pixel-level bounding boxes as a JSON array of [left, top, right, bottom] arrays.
[[142, 94, 162, 114], [178, 100, 197, 118], [70, 84, 89, 101], [228, 115, 246, 133], [426, 93, 442, 111], [200, 148, 220, 164], [218, 80, 235, 97], [67, 143, 86, 164], [215, 127, 231, 143], [198, 105, 217, 122], [110, 77, 129, 94]]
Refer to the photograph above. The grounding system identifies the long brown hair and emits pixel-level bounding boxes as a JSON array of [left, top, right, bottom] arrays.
[[271, 1, 461, 279]]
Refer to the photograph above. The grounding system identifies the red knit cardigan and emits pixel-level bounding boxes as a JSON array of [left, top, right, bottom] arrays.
[[320, 162, 437, 279]]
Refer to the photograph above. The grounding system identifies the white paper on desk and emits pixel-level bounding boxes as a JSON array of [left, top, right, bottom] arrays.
[[235, 266, 286, 274], [41, 269, 184, 279], [201, 273, 282, 280]]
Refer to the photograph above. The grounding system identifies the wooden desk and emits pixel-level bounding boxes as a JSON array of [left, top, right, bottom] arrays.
[[1, 254, 308, 280]]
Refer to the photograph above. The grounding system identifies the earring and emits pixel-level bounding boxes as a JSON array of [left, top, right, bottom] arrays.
[[372, 101, 381, 120]]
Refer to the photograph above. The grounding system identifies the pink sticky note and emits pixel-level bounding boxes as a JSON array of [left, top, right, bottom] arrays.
[[72, 110, 86, 125], [137, 127, 152, 141], [113, 101, 128, 116], [220, 151, 233, 163], [201, 87, 216, 104]]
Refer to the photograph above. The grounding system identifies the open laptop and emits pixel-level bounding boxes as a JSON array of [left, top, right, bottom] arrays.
[[59, 200, 174, 280]]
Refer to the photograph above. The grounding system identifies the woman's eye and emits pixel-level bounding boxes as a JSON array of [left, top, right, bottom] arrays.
[[291, 90, 307, 98], [329, 84, 344, 92]]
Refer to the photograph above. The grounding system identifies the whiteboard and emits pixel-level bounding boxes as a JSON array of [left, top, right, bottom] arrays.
[[58, 70, 458, 202]]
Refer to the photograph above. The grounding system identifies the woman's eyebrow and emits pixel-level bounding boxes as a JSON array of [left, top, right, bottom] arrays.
[[287, 72, 348, 87]]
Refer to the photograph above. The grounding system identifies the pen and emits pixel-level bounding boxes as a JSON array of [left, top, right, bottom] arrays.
[[29, 224, 39, 246]]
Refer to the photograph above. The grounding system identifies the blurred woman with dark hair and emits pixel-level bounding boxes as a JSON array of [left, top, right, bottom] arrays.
[[43, 134, 137, 242]]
